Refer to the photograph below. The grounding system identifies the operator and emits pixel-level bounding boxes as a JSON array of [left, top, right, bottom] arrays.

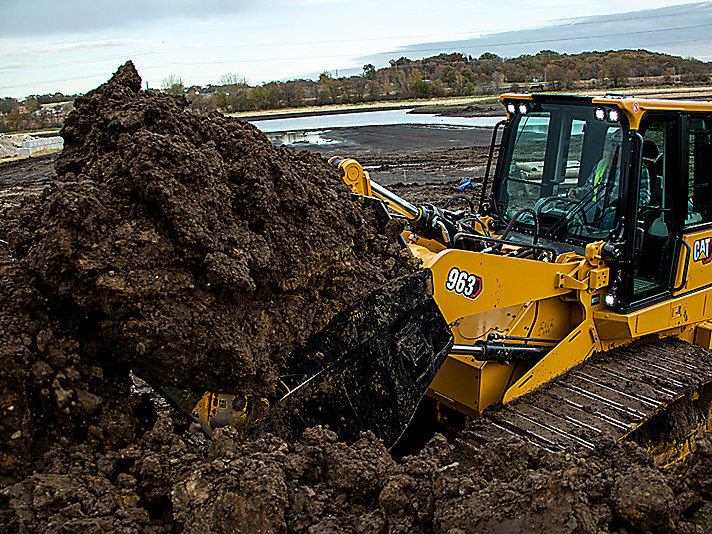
[[568, 132, 651, 208]]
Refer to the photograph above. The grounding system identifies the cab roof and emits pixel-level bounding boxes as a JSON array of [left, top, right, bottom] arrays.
[[500, 93, 712, 129]]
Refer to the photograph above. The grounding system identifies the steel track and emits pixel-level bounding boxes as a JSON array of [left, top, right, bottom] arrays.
[[463, 337, 712, 453]]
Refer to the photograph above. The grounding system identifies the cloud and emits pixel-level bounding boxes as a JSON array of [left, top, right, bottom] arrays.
[[360, 1, 712, 64], [0, 0, 254, 38], [25, 38, 150, 55], [0, 38, 150, 63], [0, 63, 33, 71], [300, 0, 351, 4]]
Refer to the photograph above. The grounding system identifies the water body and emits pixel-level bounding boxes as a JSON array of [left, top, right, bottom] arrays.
[[265, 130, 341, 145], [248, 108, 505, 133]]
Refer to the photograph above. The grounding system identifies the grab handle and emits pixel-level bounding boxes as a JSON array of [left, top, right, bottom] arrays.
[[673, 240, 692, 292]]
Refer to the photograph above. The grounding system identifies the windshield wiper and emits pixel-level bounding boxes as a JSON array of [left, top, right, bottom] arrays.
[[543, 186, 602, 239], [544, 148, 620, 239]]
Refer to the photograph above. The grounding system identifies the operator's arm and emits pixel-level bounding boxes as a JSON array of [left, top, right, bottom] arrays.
[[639, 165, 651, 205], [568, 158, 605, 199]]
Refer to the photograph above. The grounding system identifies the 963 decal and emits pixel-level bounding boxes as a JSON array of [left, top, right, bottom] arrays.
[[445, 267, 482, 300]]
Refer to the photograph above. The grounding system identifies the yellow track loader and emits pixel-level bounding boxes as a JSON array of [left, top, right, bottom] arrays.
[[330, 93, 712, 463], [173, 93, 712, 462]]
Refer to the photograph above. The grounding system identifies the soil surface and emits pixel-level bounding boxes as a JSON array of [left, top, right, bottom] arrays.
[[283, 125, 497, 187], [2, 64, 712, 533]]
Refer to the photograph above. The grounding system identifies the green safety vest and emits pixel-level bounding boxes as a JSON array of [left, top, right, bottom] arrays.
[[592, 158, 609, 202]]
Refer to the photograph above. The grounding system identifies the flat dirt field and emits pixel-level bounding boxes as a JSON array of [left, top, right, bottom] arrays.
[[2, 66, 712, 533]]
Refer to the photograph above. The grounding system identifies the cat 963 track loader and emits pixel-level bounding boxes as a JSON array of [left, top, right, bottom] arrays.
[[330, 93, 712, 463], [178, 94, 712, 462]]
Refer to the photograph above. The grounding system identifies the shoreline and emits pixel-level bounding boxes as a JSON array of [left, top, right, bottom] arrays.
[[229, 95, 501, 121], [227, 85, 712, 122]]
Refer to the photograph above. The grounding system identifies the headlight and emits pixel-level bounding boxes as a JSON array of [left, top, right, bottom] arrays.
[[594, 108, 606, 121], [608, 109, 620, 122], [518, 103, 529, 115], [604, 292, 617, 307], [507, 103, 516, 114]]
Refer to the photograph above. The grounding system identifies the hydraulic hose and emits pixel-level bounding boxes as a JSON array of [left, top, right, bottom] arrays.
[[499, 207, 540, 245], [444, 194, 475, 211]]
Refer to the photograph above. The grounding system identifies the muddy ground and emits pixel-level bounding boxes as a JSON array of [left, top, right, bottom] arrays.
[[2, 64, 712, 533], [278, 124, 496, 188]]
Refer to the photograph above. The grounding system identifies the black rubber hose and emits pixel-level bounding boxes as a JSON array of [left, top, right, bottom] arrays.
[[460, 216, 492, 237], [499, 208, 540, 245], [443, 194, 475, 211]]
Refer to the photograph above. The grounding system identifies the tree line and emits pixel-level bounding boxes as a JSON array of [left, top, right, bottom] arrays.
[[0, 92, 76, 133], [2, 49, 711, 133], [173, 49, 711, 114]]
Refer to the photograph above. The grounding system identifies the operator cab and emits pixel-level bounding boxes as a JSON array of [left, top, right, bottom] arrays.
[[492, 96, 631, 245], [488, 94, 712, 313]]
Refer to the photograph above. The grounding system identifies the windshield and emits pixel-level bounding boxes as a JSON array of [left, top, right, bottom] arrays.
[[494, 102, 626, 241]]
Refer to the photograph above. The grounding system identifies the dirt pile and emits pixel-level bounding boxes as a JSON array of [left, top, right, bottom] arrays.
[[19, 61, 415, 396], [1, 61, 420, 474], [0, 60, 419, 529], [0, 63, 414, 486]]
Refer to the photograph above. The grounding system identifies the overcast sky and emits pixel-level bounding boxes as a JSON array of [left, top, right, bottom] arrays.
[[1, 0, 710, 98]]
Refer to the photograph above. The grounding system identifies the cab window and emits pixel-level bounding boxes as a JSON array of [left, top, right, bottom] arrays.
[[496, 102, 626, 242], [686, 116, 712, 226]]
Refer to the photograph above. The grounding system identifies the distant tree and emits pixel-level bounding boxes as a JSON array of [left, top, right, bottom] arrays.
[[475, 73, 492, 94], [372, 69, 389, 97], [262, 82, 284, 109], [545, 64, 564, 90], [431, 64, 445, 82], [352, 75, 367, 101], [478, 52, 503, 76], [185, 88, 216, 113], [442, 66, 458, 86], [363, 64, 377, 81], [392, 68, 408, 97], [283, 83, 304, 107], [22, 96, 39, 113], [212, 91, 231, 112], [219, 73, 248, 87], [431, 80, 446, 97], [606, 56, 630, 87], [36, 92, 68, 105], [490, 71, 505, 90], [64, 49, 710, 116], [5, 112, 22, 131], [161, 74, 185, 96], [249, 86, 269, 110], [317, 72, 340, 104], [0, 97, 20, 114], [562, 69, 580, 89], [414, 79, 432, 98], [212, 73, 251, 112]]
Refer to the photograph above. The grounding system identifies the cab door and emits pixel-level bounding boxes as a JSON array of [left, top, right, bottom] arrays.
[[626, 115, 681, 308], [674, 113, 712, 297]]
